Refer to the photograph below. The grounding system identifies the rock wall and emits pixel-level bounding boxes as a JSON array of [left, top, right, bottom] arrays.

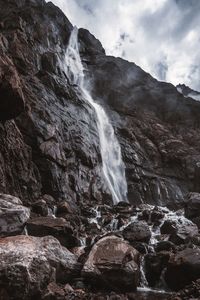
[[1, 0, 200, 209]]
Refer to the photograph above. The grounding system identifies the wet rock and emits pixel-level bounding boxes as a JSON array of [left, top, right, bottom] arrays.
[[185, 193, 200, 228], [114, 202, 133, 216], [123, 221, 151, 244], [160, 220, 177, 235], [160, 218, 198, 245], [165, 248, 200, 290], [27, 216, 80, 248], [145, 251, 170, 286], [151, 207, 165, 223], [31, 199, 49, 216], [0, 235, 78, 300], [170, 278, 200, 300], [155, 240, 175, 252], [0, 194, 30, 237], [82, 235, 140, 291]]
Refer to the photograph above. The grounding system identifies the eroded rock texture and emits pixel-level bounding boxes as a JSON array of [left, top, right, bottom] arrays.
[[0, 235, 78, 300]]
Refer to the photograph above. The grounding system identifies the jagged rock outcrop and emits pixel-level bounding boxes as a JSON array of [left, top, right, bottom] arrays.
[[177, 83, 200, 101]]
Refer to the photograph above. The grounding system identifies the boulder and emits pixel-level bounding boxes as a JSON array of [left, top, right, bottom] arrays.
[[27, 216, 79, 248], [123, 221, 151, 244], [145, 252, 170, 286], [0, 235, 78, 300], [160, 218, 198, 245], [170, 278, 200, 300], [165, 248, 200, 290], [0, 194, 30, 237], [82, 235, 140, 291], [155, 240, 175, 252]]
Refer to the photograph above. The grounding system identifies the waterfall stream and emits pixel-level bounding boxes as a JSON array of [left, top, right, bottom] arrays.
[[65, 27, 128, 204]]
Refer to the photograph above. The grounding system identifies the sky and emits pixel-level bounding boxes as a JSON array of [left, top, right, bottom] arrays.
[[51, 0, 200, 91]]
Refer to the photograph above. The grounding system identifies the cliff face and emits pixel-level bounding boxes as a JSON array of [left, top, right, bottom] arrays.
[[1, 0, 200, 209]]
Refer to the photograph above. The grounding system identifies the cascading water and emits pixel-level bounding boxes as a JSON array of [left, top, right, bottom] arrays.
[[65, 26, 128, 204]]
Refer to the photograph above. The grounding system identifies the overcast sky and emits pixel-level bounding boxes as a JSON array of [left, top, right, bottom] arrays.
[[51, 0, 200, 91]]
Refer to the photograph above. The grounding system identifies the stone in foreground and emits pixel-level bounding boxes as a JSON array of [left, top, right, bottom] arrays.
[[0, 235, 78, 300], [82, 235, 140, 291], [165, 248, 200, 290]]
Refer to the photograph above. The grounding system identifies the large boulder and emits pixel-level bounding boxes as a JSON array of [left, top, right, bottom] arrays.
[[0, 235, 79, 300], [145, 252, 170, 287], [165, 248, 200, 290], [82, 235, 140, 291], [27, 216, 79, 248], [122, 221, 151, 244], [160, 218, 198, 245], [0, 194, 30, 237]]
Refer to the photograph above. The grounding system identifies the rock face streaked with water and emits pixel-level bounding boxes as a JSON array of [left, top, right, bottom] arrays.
[[65, 26, 127, 204], [1, 0, 200, 299]]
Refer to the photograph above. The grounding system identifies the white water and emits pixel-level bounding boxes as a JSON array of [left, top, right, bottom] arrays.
[[65, 27, 128, 204]]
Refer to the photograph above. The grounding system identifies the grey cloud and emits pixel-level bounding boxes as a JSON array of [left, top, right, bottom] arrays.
[[51, 0, 200, 91]]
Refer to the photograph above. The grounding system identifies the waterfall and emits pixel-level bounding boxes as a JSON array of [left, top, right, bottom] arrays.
[[65, 26, 128, 204]]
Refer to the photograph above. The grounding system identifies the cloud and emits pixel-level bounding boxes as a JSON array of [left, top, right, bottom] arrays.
[[50, 0, 200, 91]]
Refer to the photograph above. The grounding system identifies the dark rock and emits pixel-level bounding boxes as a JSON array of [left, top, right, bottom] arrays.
[[185, 192, 200, 221], [0, 235, 78, 300], [160, 218, 198, 245], [0, 194, 30, 237], [138, 209, 151, 222], [155, 241, 175, 252], [151, 207, 165, 223], [145, 251, 170, 286], [0, 54, 25, 121], [82, 235, 140, 291], [31, 199, 49, 216], [170, 278, 200, 300], [165, 248, 200, 290], [57, 200, 77, 216], [160, 220, 177, 235], [123, 221, 151, 244], [27, 216, 80, 248]]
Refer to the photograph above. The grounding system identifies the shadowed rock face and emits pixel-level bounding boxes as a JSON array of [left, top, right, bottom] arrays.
[[0, 0, 200, 209], [165, 248, 200, 291], [0, 55, 25, 121]]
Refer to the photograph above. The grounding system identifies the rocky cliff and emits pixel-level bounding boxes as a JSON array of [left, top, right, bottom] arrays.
[[1, 0, 200, 210], [1, 0, 200, 299]]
